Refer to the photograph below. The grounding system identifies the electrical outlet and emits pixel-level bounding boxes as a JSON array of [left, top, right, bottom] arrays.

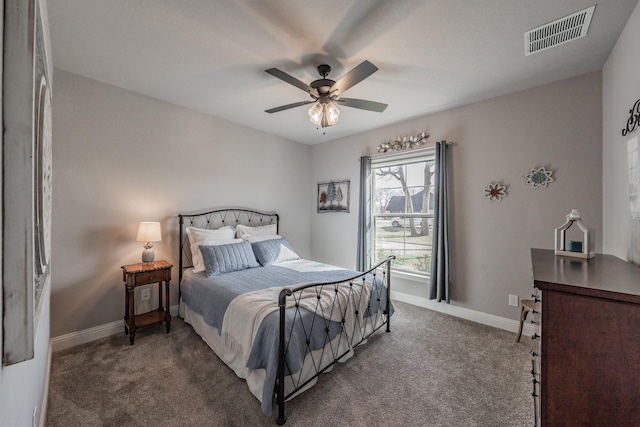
[[141, 288, 151, 301], [136, 300, 151, 315], [509, 294, 519, 307]]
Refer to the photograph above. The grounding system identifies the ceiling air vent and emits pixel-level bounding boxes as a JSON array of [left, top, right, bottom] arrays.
[[525, 5, 595, 56]]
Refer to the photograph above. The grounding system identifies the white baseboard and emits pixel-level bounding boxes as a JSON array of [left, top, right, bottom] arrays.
[[40, 343, 52, 427], [52, 297, 535, 353], [51, 305, 180, 352], [390, 291, 535, 338]]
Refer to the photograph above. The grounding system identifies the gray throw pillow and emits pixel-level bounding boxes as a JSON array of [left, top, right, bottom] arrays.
[[199, 240, 260, 276]]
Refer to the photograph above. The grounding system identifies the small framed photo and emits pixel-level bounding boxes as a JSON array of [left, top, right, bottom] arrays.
[[318, 180, 350, 213]]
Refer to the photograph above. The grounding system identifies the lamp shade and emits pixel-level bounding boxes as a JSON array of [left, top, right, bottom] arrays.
[[324, 102, 340, 124], [136, 222, 162, 243], [308, 102, 323, 125], [308, 100, 340, 128]]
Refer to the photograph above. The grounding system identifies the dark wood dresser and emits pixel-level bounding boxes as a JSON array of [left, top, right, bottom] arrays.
[[530, 248, 640, 426]]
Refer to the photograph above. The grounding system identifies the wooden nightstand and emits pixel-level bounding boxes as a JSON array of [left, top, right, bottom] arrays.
[[121, 260, 172, 345]]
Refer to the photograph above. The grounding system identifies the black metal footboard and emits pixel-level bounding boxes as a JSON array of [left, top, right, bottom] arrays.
[[275, 256, 395, 425]]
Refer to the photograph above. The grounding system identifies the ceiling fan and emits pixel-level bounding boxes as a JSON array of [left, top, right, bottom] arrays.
[[264, 60, 388, 128]]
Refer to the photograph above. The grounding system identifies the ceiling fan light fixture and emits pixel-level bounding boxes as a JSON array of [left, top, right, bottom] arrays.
[[308, 101, 340, 128], [267, 60, 385, 129]]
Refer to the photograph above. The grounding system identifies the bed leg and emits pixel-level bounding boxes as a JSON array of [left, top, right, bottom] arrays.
[[277, 289, 289, 425], [276, 383, 286, 426]]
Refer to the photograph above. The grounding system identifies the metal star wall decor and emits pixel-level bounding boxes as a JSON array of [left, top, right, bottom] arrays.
[[484, 182, 508, 201], [525, 167, 554, 189]]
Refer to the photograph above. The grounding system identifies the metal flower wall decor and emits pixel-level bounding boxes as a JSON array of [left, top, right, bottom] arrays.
[[525, 167, 554, 188], [484, 182, 508, 201], [377, 131, 429, 153]]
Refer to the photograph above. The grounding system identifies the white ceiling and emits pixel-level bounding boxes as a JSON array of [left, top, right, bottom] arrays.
[[48, 0, 638, 145]]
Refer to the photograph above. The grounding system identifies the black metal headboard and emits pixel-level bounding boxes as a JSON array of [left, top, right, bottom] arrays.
[[178, 208, 279, 284]]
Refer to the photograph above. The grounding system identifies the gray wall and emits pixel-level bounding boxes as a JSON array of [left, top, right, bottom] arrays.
[[603, 3, 640, 262], [51, 70, 605, 336], [311, 71, 603, 320], [51, 70, 312, 337]]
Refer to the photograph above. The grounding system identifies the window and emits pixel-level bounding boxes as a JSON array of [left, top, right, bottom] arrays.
[[371, 150, 436, 276]]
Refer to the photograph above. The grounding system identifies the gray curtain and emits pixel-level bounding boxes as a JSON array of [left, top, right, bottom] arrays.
[[429, 141, 451, 302], [356, 156, 372, 271]]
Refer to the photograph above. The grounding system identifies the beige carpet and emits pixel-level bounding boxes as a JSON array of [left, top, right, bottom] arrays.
[[46, 301, 533, 426]]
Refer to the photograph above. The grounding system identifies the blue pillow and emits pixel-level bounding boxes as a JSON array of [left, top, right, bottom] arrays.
[[199, 241, 260, 276], [251, 238, 300, 266]]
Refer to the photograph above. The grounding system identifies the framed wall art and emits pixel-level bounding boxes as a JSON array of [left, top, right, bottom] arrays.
[[318, 180, 350, 213], [2, 0, 53, 366]]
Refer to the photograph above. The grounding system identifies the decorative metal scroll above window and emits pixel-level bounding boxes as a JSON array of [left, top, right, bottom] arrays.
[[377, 131, 429, 153], [622, 98, 640, 137]]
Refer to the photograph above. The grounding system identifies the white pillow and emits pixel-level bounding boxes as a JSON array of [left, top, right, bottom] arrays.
[[186, 226, 235, 241], [235, 223, 277, 239], [250, 238, 300, 266], [185, 226, 237, 273], [242, 234, 282, 243]]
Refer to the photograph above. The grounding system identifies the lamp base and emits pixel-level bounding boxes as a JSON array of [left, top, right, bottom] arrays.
[[141, 248, 155, 265], [554, 249, 595, 259]]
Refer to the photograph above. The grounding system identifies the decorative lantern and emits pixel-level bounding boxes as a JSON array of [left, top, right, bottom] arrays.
[[554, 209, 595, 259]]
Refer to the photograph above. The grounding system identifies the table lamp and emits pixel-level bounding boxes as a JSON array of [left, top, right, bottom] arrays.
[[136, 221, 161, 265]]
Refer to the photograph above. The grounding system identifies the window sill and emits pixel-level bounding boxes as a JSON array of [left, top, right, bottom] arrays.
[[391, 270, 428, 283]]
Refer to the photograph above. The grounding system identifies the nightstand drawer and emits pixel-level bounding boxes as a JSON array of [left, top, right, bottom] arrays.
[[135, 271, 169, 286]]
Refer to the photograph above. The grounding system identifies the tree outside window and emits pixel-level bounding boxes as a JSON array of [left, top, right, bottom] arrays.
[[372, 156, 435, 276]]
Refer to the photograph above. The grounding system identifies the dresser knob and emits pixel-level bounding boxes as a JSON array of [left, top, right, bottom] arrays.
[[530, 320, 537, 325], [531, 295, 540, 303], [530, 351, 538, 357], [531, 333, 540, 340]]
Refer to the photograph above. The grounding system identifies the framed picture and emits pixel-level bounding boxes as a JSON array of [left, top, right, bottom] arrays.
[[318, 180, 350, 213], [2, 0, 52, 366]]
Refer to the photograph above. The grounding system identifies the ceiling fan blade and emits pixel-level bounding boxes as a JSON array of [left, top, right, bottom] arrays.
[[265, 68, 312, 93], [331, 60, 378, 94], [337, 97, 387, 112], [265, 100, 315, 114]]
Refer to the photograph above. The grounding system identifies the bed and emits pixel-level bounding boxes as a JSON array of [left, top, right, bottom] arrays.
[[178, 208, 394, 424]]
